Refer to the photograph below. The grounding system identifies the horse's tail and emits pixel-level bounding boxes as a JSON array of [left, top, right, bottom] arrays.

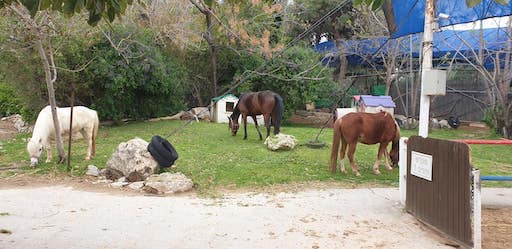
[[273, 93, 284, 135], [92, 111, 99, 157], [330, 118, 342, 174]]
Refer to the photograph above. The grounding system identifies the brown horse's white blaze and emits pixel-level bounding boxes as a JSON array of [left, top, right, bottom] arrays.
[[330, 111, 400, 176]]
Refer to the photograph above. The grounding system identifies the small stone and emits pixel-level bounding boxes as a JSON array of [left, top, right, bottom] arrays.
[[86, 165, 100, 177], [143, 172, 193, 194], [92, 178, 113, 184], [110, 181, 129, 188], [128, 181, 144, 190]]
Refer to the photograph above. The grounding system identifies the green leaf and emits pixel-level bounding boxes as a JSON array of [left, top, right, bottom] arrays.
[[87, 11, 102, 26], [62, 0, 77, 16], [466, 0, 482, 8], [353, 0, 364, 5], [51, 0, 63, 11], [371, 0, 383, 10], [74, 0, 84, 13], [107, 5, 115, 22], [39, 0, 51, 10], [21, 0, 40, 16], [493, 0, 509, 5]]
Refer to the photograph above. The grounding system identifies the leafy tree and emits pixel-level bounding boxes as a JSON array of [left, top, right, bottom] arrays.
[[0, 0, 134, 164], [80, 26, 188, 121], [0, 0, 133, 25]]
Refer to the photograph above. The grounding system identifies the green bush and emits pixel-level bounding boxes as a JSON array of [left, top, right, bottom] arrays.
[[0, 82, 22, 117], [78, 26, 188, 121]]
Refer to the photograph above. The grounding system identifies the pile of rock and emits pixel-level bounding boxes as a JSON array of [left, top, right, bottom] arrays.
[[87, 137, 193, 194], [1, 114, 32, 133]]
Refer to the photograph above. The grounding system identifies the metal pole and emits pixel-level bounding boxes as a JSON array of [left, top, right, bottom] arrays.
[[418, 0, 435, 137], [67, 83, 75, 171]]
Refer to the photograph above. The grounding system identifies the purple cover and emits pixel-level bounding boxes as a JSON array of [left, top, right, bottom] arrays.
[[360, 95, 396, 108]]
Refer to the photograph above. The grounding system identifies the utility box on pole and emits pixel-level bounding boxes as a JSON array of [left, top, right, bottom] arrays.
[[421, 69, 446, 95]]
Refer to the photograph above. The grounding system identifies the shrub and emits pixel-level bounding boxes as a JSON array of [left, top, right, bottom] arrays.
[[0, 82, 22, 117], [79, 26, 188, 121]]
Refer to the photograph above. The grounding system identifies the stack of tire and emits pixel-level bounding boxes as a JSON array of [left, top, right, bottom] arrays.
[[147, 135, 178, 168]]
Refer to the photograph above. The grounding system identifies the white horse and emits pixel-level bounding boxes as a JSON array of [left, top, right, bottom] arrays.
[[27, 106, 99, 166]]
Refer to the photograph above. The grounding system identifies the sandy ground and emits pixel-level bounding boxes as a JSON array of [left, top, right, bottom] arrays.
[[1, 184, 510, 249]]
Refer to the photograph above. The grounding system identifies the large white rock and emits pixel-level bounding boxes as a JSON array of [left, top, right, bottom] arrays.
[[105, 138, 159, 182], [264, 133, 298, 151], [143, 172, 193, 194]]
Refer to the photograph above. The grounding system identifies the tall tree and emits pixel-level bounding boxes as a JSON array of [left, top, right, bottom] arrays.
[[290, 0, 356, 90], [1, 0, 133, 164], [189, 0, 219, 97]]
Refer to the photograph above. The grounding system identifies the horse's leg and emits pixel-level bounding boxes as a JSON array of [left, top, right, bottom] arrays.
[[373, 143, 388, 175], [347, 143, 360, 177], [263, 114, 271, 138], [339, 140, 348, 174], [45, 144, 52, 163], [252, 116, 263, 140], [330, 124, 341, 174], [242, 114, 248, 140], [383, 149, 393, 171], [82, 129, 93, 160]]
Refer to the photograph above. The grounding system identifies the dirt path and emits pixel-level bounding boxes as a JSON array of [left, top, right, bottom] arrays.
[[0, 185, 461, 249]]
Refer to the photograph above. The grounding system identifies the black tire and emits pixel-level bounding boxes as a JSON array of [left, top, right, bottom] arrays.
[[147, 135, 178, 167], [448, 116, 460, 129]]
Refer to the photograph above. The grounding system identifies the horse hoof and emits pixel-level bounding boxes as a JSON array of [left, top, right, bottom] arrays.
[[386, 166, 393, 171], [85, 156, 91, 160], [355, 172, 361, 177], [374, 170, 381, 175]]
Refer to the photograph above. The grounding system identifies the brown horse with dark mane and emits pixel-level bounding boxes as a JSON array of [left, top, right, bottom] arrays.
[[228, 91, 284, 140], [330, 111, 401, 176]]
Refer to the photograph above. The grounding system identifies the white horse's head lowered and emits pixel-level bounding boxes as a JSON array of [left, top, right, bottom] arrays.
[[26, 105, 99, 167], [27, 137, 44, 166]]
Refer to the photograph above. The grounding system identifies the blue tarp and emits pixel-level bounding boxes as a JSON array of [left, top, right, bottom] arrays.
[[314, 27, 510, 69], [389, 0, 512, 38]]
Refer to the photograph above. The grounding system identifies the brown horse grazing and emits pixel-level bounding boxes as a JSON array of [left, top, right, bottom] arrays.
[[228, 91, 284, 140], [330, 111, 401, 176]]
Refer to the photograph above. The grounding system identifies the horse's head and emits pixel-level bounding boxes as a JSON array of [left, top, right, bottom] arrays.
[[27, 137, 44, 166], [389, 141, 399, 167], [228, 116, 239, 136]]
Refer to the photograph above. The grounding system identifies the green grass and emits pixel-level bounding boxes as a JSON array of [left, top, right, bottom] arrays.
[[1, 120, 511, 192]]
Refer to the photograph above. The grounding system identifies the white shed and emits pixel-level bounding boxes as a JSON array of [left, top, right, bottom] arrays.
[[211, 94, 239, 123], [210, 93, 265, 124]]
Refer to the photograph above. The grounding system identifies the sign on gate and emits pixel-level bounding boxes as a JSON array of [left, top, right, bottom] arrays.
[[410, 151, 433, 181]]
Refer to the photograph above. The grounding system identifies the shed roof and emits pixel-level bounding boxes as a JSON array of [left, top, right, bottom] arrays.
[[357, 95, 396, 108], [211, 93, 238, 102]]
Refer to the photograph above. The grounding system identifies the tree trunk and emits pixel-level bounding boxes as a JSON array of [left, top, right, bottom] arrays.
[[205, 9, 218, 97], [332, 25, 349, 90], [36, 39, 66, 163]]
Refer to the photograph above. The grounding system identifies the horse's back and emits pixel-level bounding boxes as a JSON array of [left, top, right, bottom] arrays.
[[338, 111, 396, 144], [61, 106, 98, 131]]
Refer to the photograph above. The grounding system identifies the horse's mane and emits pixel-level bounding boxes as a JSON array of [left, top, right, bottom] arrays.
[[230, 95, 242, 120]]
